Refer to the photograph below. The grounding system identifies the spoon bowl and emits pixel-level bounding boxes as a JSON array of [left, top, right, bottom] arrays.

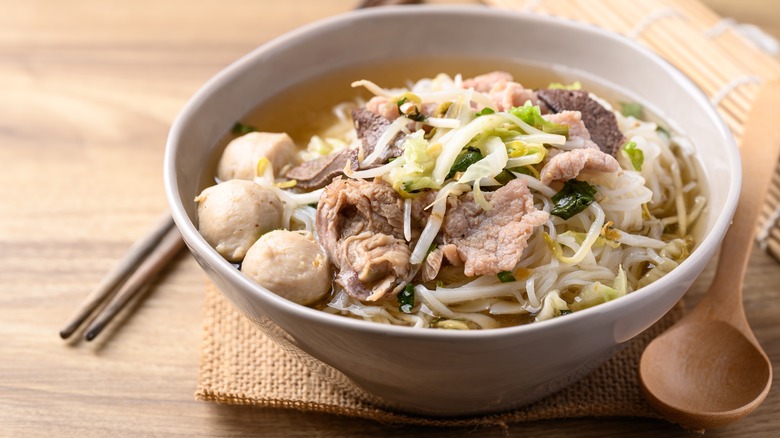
[[639, 80, 780, 430], [640, 321, 772, 429]]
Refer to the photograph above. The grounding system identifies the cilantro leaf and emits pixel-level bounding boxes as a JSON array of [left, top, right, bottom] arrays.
[[398, 284, 415, 313]]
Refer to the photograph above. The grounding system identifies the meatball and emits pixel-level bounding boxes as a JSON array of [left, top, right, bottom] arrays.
[[241, 230, 331, 305], [217, 132, 300, 181], [195, 180, 283, 262]]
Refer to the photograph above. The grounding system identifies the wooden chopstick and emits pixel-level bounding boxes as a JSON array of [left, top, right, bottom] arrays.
[[357, 0, 421, 9], [59, 214, 181, 340], [83, 225, 185, 341]]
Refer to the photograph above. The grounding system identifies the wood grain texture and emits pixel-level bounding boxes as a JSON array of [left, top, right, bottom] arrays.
[[1, 0, 778, 436]]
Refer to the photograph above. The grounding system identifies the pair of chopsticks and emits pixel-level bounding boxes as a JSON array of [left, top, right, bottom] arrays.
[[60, 214, 185, 342]]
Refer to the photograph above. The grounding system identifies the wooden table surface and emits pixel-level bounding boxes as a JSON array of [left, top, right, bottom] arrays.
[[2, 0, 779, 436]]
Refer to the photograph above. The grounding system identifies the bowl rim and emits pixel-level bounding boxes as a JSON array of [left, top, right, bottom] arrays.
[[164, 4, 741, 340]]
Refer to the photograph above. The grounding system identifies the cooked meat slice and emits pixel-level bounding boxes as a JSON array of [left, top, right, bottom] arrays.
[[352, 108, 405, 166], [536, 89, 624, 155], [440, 243, 463, 267], [540, 148, 620, 185], [284, 109, 406, 190], [463, 71, 514, 93], [488, 81, 540, 111], [410, 190, 437, 228], [463, 71, 539, 111], [441, 179, 549, 276], [316, 178, 410, 301], [365, 96, 401, 121], [543, 111, 599, 150], [285, 149, 358, 191]]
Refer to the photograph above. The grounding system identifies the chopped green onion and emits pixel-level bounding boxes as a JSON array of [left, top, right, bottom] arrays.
[[447, 147, 483, 179], [656, 125, 671, 138], [426, 244, 438, 256], [397, 96, 426, 122], [619, 102, 643, 119], [494, 170, 516, 185], [551, 179, 598, 220], [622, 141, 644, 171], [510, 103, 568, 137], [231, 122, 257, 135], [507, 166, 534, 176], [398, 284, 415, 313], [497, 271, 516, 283], [476, 107, 495, 117]]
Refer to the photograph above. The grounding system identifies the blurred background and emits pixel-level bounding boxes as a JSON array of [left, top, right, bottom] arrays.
[[1, 1, 778, 436]]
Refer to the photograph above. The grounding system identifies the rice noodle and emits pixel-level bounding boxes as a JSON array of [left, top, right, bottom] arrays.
[[403, 198, 412, 242]]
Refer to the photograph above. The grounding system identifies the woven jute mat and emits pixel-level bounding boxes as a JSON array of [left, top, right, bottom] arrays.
[[196, 282, 683, 426]]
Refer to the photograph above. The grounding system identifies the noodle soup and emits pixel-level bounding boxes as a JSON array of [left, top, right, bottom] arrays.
[[196, 58, 706, 329]]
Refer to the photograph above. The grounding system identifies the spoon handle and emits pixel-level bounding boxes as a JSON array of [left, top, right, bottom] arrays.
[[694, 80, 780, 331]]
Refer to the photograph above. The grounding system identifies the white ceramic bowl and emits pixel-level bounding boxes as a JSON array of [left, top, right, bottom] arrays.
[[164, 6, 739, 416]]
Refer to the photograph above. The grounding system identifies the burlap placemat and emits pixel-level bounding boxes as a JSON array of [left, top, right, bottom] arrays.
[[196, 282, 684, 426]]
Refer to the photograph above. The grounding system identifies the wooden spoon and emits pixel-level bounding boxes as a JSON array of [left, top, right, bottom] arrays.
[[639, 80, 780, 430]]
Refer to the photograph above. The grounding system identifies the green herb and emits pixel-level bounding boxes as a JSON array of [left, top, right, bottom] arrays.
[[619, 102, 644, 119], [475, 107, 495, 117], [397, 96, 427, 122], [559, 309, 573, 315], [551, 179, 598, 220], [408, 112, 427, 122], [426, 244, 438, 256], [510, 104, 568, 137], [494, 169, 516, 185], [656, 125, 671, 138], [497, 271, 516, 283], [231, 121, 258, 135], [398, 284, 415, 313], [547, 81, 582, 90], [307, 202, 318, 209], [507, 166, 534, 176], [447, 147, 483, 179], [622, 141, 644, 171]]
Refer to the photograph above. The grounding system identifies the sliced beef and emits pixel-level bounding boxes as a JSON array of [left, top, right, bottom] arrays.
[[463, 71, 540, 111], [536, 89, 624, 156], [285, 149, 358, 191], [540, 148, 620, 185], [440, 243, 463, 267], [316, 178, 411, 301], [352, 108, 405, 166], [365, 96, 401, 121], [488, 81, 540, 111], [543, 111, 598, 150], [441, 179, 549, 277], [463, 71, 514, 93], [284, 109, 405, 190]]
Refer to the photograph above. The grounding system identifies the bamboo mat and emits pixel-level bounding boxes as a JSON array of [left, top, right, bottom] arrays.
[[485, 0, 780, 259]]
